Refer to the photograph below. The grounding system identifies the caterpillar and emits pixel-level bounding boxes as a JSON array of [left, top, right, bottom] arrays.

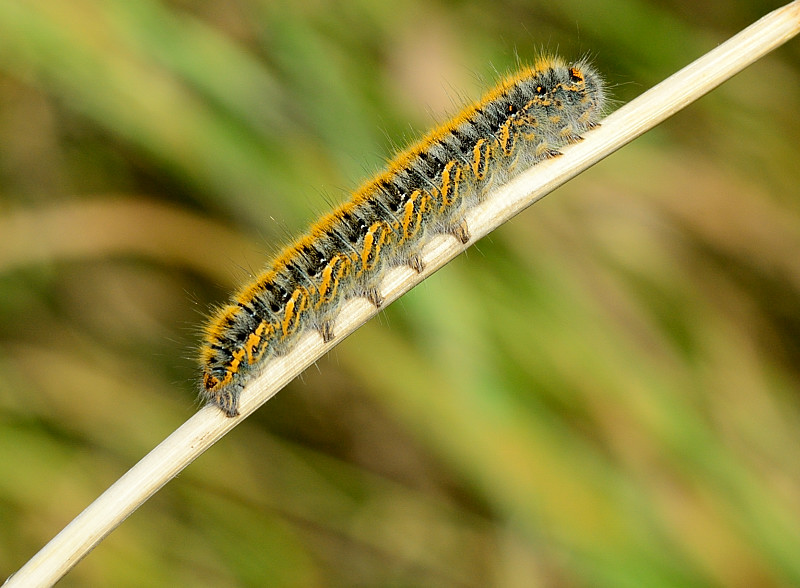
[[199, 56, 606, 416]]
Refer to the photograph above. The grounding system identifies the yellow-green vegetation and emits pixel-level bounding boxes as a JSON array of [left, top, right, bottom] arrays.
[[1, 1, 799, 586]]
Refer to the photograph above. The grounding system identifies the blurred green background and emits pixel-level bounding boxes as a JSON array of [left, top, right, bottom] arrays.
[[2, 0, 800, 586]]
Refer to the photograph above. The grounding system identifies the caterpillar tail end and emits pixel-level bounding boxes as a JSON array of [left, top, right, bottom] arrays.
[[202, 373, 241, 418], [215, 392, 240, 418]]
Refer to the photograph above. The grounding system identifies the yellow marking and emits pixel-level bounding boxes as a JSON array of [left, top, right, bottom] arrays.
[[203, 372, 219, 390], [317, 259, 336, 303], [439, 162, 454, 208], [499, 119, 514, 155], [401, 191, 418, 240], [361, 226, 375, 269], [242, 321, 274, 364], [438, 161, 463, 212], [206, 346, 247, 391], [401, 190, 429, 241], [316, 254, 350, 307], [281, 288, 309, 338], [472, 139, 491, 180], [360, 221, 391, 271], [243, 332, 261, 363]]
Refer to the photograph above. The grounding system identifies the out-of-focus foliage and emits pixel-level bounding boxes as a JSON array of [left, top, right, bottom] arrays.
[[1, 1, 799, 586]]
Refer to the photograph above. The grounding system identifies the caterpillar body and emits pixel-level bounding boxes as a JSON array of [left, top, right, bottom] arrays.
[[200, 56, 606, 416]]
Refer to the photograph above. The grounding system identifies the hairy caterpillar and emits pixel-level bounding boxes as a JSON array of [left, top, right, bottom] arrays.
[[199, 56, 606, 416]]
